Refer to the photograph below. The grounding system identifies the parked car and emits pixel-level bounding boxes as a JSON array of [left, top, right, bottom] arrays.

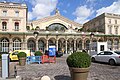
[[56, 51, 63, 57], [91, 51, 120, 65], [9, 50, 30, 61]]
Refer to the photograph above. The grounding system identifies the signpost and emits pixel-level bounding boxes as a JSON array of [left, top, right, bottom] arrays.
[[49, 45, 56, 56], [48, 45, 56, 63]]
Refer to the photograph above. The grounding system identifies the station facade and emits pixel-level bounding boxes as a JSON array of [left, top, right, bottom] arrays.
[[0, 2, 120, 54]]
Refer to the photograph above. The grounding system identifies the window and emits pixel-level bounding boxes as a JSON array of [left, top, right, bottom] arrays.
[[78, 40, 82, 50], [13, 39, 21, 51], [108, 39, 112, 49], [38, 40, 44, 52], [114, 39, 119, 50], [104, 51, 113, 55], [0, 38, 9, 52], [108, 25, 112, 34], [3, 10, 7, 16], [114, 26, 118, 34], [115, 20, 117, 24], [48, 23, 67, 31], [15, 22, 19, 31], [2, 22, 7, 31], [108, 19, 111, 24], [15, 11, 19, 17]]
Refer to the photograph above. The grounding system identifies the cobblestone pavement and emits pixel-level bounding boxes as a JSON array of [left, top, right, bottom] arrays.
[[1, 54, 120, 80]]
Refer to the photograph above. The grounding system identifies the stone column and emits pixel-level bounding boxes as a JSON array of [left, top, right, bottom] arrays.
[[65, 40, 67, 54], [82, 39, 84, 50], [9, 38, 13, 51], [21, 39, 24, 50], [74, 40, 76, 52], [24, 39, 27, 50], [112, 39, 114, 50], [56, 40, 58, 51], [36, 39, 38, 51], [46, 39, 48, 50]]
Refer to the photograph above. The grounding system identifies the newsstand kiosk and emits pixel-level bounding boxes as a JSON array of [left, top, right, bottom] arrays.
[[2, 54, 9, 79]]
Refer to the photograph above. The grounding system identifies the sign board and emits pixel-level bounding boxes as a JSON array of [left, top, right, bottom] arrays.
[[49, 45, 56, 56]]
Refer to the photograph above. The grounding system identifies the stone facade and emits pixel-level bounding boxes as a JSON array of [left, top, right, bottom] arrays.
[[0, 2, 120, 54], [83, 13, 120, 35]]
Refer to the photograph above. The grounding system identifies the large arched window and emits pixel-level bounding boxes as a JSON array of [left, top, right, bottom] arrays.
[[27, 40, 35, 52], [78, 40, 82, 50], [2, 22, 7, 31], [13, 38, 21, 51], [0, 38, 9, 52], [85, 40, 90, 50], [15, 22, 19, 31], [47, 23, 67, 31], [38, 40, 45, 52]]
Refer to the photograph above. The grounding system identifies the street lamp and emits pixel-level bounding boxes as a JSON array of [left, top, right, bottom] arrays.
[[33, 31, 39, 51], [90, 32, 94, 56], [33, 31, 39, 38]]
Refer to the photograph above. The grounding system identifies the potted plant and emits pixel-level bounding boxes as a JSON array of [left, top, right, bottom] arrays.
[[66, 52, 91, 80], [17, 52, 27, 66], [34, 51, 43, 56]]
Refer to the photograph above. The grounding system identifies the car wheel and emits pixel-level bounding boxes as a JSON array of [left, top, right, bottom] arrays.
[[109, 59, 115, 65], [91, 57, 96, 62]]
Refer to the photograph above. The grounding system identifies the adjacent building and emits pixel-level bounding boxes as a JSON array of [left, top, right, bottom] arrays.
[[0, 1, 120, 54]]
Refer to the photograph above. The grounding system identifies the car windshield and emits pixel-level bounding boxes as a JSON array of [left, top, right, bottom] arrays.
[[114, 51, 120, 55]]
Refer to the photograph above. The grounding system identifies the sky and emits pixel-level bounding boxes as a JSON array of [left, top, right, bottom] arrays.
[[1, 0, 120, 24]]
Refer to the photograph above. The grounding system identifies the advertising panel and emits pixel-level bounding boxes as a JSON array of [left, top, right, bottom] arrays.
[[49, 45, 56, 56]]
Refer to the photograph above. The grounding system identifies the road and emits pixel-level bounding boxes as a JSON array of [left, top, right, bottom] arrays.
[[1, 55, 120, 80]]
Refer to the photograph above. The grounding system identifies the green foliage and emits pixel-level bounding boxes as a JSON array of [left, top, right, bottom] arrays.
[[46, 26, 49, 30], [66, 52, 91, 68], [17, 52, 27, 58], [26, 26, 30, 30], [31, 28, 34, 30], [35, 51, 43, 56]]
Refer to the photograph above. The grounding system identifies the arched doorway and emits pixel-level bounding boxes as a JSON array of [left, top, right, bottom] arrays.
[[27, 40, 35, 52], [38, 40, 45, 52]]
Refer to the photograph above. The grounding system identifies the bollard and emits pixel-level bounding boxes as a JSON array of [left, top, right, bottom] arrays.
[[14, 65, 17, 77], [41, 76, 51, 80]]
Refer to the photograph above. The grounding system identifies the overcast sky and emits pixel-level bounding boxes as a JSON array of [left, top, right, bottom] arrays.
[[1, 0, 120, 24]]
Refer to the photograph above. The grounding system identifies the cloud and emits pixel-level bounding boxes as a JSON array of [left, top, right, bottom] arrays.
[[96, 0, 120, 16], [63, 10, 67, 13], [73, 5, 94, 24], [28, 0, 58, 21]]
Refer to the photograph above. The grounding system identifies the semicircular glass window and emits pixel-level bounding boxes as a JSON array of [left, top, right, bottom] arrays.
[[47, 23, 67, 31]]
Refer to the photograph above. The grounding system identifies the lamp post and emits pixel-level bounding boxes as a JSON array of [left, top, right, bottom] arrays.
[[33, 31, 39, 51], [33, 31, 39, 39], [90, 32, 94, 56]]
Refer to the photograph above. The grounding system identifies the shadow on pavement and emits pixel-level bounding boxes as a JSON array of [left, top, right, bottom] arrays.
[[54, 75, 71, 80]]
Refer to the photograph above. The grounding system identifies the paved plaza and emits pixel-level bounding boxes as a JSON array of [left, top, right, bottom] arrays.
[[1, 55, 120, 80]]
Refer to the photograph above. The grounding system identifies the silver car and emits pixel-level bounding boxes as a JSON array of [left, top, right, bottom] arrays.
[[91, 51, 120, 65]]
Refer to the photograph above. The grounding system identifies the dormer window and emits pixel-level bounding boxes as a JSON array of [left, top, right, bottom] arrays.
[[108, 19, 111, 24], [3, 10, 7, 16], [15, 11, 19, 17]]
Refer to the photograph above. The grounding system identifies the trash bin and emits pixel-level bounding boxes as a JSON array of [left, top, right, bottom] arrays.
[[2, 54, 9, 79]]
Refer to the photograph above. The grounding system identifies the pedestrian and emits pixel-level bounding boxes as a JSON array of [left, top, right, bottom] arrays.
[[9, 49, 13, 53]]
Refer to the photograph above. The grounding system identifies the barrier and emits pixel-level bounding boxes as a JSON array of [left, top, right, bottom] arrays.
[[26, 56, 41, 64]]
